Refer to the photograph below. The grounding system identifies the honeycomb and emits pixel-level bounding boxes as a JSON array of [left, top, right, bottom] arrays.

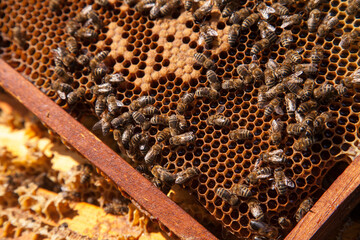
[[2, 0, 360, 239]]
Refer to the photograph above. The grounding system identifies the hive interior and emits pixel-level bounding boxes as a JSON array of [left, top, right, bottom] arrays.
[[1, 0, 360, 239]]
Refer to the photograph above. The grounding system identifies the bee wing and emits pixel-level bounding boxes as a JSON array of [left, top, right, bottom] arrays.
[[92, 119, 103, 131], [81, 5, 93, 15], [198, 34, 205, 45], [266, 59, 279, 71], [274, 105, 284, 115], [271, 118, 283, 132], [116, 100, 124, 107], [199, 0, 214, 12], [295, 111, 304, 123], [258, 6, 275, 19], [57, 90, 67, 100], [216, 105, 225, 114], [280, 15, 292, 28], [267, 23, 276, 32], [285, 177, 295, 188], [350, 68, 360, 79], [334, 29, 343, 37], [269, 149, 284, 156], [295, 47, 304, 54], [257, 172, 272, 179], [207, 27, 218, 37]]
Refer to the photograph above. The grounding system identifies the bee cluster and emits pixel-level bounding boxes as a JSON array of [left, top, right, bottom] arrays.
[[2, 0, 360, 239]]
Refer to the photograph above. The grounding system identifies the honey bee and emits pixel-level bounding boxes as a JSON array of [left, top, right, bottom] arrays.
[[249, 58, 264, 82], [228, 24, 241, 47], [258, 20, 277, 44], [272, 167, 295, 195], [284, 93, 296, 118], [75, 27, 98, 41], [299, 79, 314, 101], [51, 81, 73, 100], [75, 5, 92, 23], [151, 165, 176, 185], [206, 70, 220, 90], [264, 69, 277, 89], [151, 115, 169, 126], [175, 167, 200, 184], [310, 45, 324, 66], [246, 165, 273, 185], [49, 0, 63, 11], [293, 136, 315, 151], [314, 112, 332, 133], [195, 87, 220, 100], [79, 163, 93, 184], [229, 129, 253, 141], [270, 118, 284, 145], [169, 132, 196, 145], [313, 83, 337, 103], [257, 85, 268, 109], [194, 53, 215, 70], [242, 13, 260, 30], [280, 14, 302, 28], [193, 0, 213, 23], [278, 217, 292, 230], [140, 105, 160, 116], [207, 114, 230, 127], [221, 0, 241, 18], [271, 3, 289, 16], [95, 0, 109, 6], [248, 199, 264, 221], [88, 10, 103, 29], [280, 30, 293, 48], [169, 114, 180, 136], [104, 201, 128, 216], [251, 38, 270, 56], [149, 0, 163, 19], [92, 83, 113, 96], [284, 49, 303, 64], [215, 187, 238, 206], [67, 87, 86, 105], [131, 111, 146, 125], [256, 2, 275, 19], [296, 100, 317, 114], [295, 197, 314, 222], [135, 0, 156, 14], [305, 0, 323, 12], [92, 112, 114, 136], [130, 133, 142, 148], [144, 143, 163, 164], [307, 9, 322, 33], [92, 66, 107, 81], [346, 0, 360, 15], [130, 96, 155, 111], [157, 127, 172, 142], [199, 24, 218, 47], [339, 28, 360, 49], [177, 92, 194, 114], [159, 0, 181, 17], [107, 94, 124, 115], [184, 0, 200, 11], [317, 14, 339, 37], [121, 124, 135, 149], [77, 54, 90, 66], [260, 149, 286, 165], [111, 112, 132, 128], [266, 83, 286, 101], [286, 123, 305, 136], [90, 51, 109, 69], [104, 73, 125, 84], [125, 0, 139, 6], [66, 20, 81, 36], [264, 97, 284, 117], [250, 220, 279, 239], [229, 7, 251, 25], [178, 115, 188, 131], [294, 63, 318, 77], [54, 66, 72, 82], [237, 64, 254, 85], [221, 78, 244, 90]]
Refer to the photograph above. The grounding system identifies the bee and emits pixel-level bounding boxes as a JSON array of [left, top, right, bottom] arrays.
[[284, 49, 302, 64], [303, 110, 317, 127], [310, 45, 324, 66], [113, 129, 121, 142], [278, 62, 293, 78], [293, 136, 315, 151], [157, 127, 172, 142], [92, 66, 107, 80], [177, 115, 188, 131], [299, 79, 314, 101], [306, 0, 323, 12], [250, 220, 279, 239], [270, 118, 284, 145], [111, 111, 132, 128], [228, 24, 241, 47], [256, 2, 275, 19], [264, 97, 284, 117], [121, 124, 135, 149], [149, 0, 163, 19], [175, 167, 200, 184], [177, 92, 194, 115], [92, 112, 114, 136], [87, 10, 103, 29], [104, 201, 128, 216], [95, 0, 109, 6], [206, 70, 220, 90], [286, 123, 305, 136], [151, 115, 169, 126], [346, 0, 360, 15], [313, 83, 337, 102], [130, 96, 155, 111], [248, 199, 264, 221], [144, 143, 163, 164], [107, 94, 124, 115], [67, 87, 85, 105], [258, 20, 277, 44], [125, 0, 139, 6], [229, 7, 251, 25], [79, 163, 93, 184], [266, 83, 286, 101], [194, 53, 215, 70], [229, 129, 253, 141], [207, 114, 230, 127], [284, 93, 296, 119], [75, 5, 92, 23], [193, 0, 213, 23], [251, 38, 270, 56], [75, 27, 98, 41], [278, 217, 292, 230], [199, 24, 218, 47], [246, 165, 273, 185], [151, 165, 176, 185], [295, 198, 314, 222], [169, 132, 196, 145], [140, 105, 160, 116], [264, 69, 277, 89], [130, 133, 142, 148], [169, 114, 180, 136], [77, 54, 90, 66], [314, 112, 332, 133], [195, 87, 220, 100], [280, 14, 302, 29], [104, 73, 125, 84], [51, 81, 73, 100], [272, 167, 295, 195], [66, 37, 78, 55], [294, 63, 318, 77], [159, 0, 181, 17], [49, 0, 63, 11], [249, 59, 264, 82], [307, 9, 322, 33], [66, 20, 81, 36], [221, 78, 244, 90], [339, 28, 360, 49], [215, 187, 238, 205], [92, 83, 113, 96], [184, 0, 200, 11], [132, 111, 146, 125], [90, 51, 109, 69], [242, 13, 260, 30], [257, 85, 268, 109], [317, 14, 339, 37], [297, 100, 317, 114], [280, 30, 293, 48], [260, 149, 286, 165], [271, 3, 289, 16], [231, 183, 252, 198], [135, 0, 156, 14], [222, 1, 241, 18]]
